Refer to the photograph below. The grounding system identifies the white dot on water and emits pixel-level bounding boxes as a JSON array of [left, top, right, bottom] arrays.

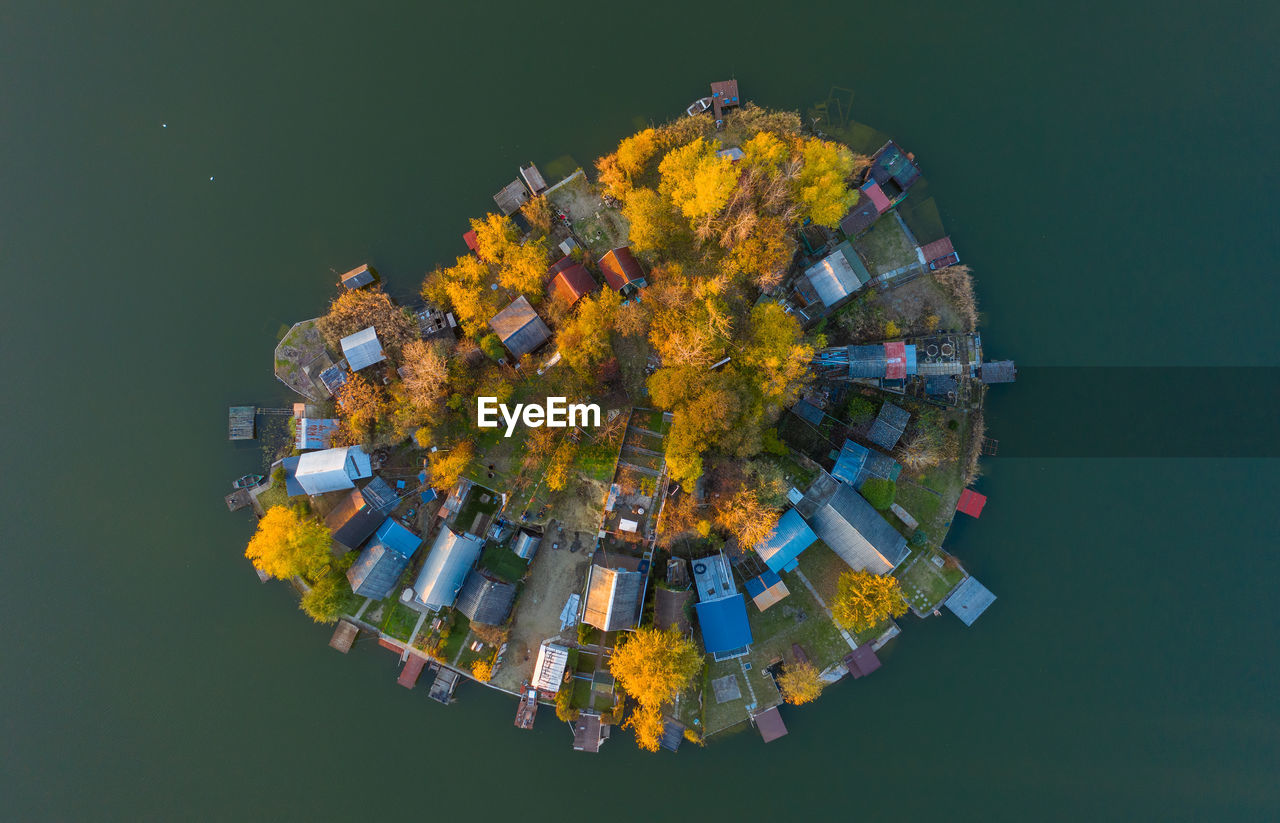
[[209, 176, 214, 181]]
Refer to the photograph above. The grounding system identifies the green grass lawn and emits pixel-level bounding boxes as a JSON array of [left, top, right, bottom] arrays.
[[572, 435, 623, 484], [439, 614, 470, 662], [575, 653, 598, 674], [750, 571, 851, 671], [854, 216, 917, 276], [794, 541, 848, 605], [255, 482, 289, 512], [570, 677, 593, 709], [479, 544, 528, 583], [380, 601, 422, 642], [337, 583, 367, 619], [453, 484, 502, 534], [700, 657, 780, 737], [895, 547, 965, 612]]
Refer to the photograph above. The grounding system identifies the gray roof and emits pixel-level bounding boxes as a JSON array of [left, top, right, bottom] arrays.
[[346, 542, 412, 600], [847, 345, 887, 379], [803, 242, 870, 307], [980, 360, 1017, 384], [489, 295, 551, 359], [340, 264, 375, 289], [454, 570, 517, 625], [412, 528, 484, 611], [325, 477, 397, 550], [868, 402, 910, 450], [945, 576, 996, 626], [582, 566, 643, 631], [512, 530, 540, 561], [340, 326, 386, 371], [494, 179, 530, 215], [806, 483, 908, 574]]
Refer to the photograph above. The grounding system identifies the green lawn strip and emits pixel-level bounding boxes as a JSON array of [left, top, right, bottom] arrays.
[[700, 658, 752, 735], [896, 547, 965, 611], [853, 217, 917, 275], [479, 544, 528, 584], [750, 573, 850, 670], [255, 483, 289, 512], [853, 619, 892, 646], [453, 484, 502, 533], [378, 600, 420, 642], [571, 436, 623, 484], [438, 613, 470, 662], [794, 541, 848, 606], [570, 677, 593, 709], [574, 653, 598, 674]]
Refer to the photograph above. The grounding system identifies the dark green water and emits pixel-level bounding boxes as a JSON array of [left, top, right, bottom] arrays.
[[3, 2, 1278, 820]]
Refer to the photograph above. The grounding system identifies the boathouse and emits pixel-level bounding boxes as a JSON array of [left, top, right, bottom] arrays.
[[806, 483, 908, 574], [493, 179, 530, 215], [844, 645, 882, 679], [598, 247, 646, 295], [340, 326, 387, 372], [979, 360, 1017, 384], [520, 162, 548, 194], [489, 295, 551, 360], [412, 527, 484, 611], [945, 576, 996, 626], [754, 706, 788, 743], [582, 565, 643, 632], [753, 509, 818, 575], [454, 570, 516, 626], [339, 264, 375, 290], [868, 141, 921, 201], [572, 712, 610, 753], [921, 236, 960, 270], [285, 445, 373, 495]]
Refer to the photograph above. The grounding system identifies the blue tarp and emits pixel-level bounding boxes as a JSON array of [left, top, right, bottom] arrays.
[[754, 509, 818, 575], [695, 595, 753, 654]]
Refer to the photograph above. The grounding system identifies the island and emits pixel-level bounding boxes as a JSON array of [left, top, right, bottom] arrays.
[[226, 80, 1015, 753]]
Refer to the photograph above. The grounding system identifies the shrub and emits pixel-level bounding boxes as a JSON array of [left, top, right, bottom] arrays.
[[846, 396, 876, 424], [860, 478, 896, 510]]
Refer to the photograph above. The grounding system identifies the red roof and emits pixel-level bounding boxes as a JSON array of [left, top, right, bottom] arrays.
[[862, 180, 892, 213], [463, 230, 478, 252], [921, 236, 957, 266], [884, 341, 907, 380], [956, 489, 987, 518], [598, 247, 644, 291], [845, 646, 882, 679], [550, 262, 597, 305], [397, 655, 426, 689], [754, 706, 789, 743], [378, 637, 404, 653]]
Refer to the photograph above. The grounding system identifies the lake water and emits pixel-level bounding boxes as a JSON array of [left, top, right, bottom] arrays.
[[2, 1, 1278, 820]]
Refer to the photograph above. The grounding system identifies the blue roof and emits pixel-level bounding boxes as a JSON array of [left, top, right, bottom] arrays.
[[695, 595, 753, 654], [346, 543, 412, 600], [744, 569, 783, 598], [754, 509, 818, 575], [373, 518, 422, 559], [831, 440, 870, 484]]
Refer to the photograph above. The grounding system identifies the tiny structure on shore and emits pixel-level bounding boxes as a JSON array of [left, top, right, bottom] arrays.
[[227, 79, 1014, 754]]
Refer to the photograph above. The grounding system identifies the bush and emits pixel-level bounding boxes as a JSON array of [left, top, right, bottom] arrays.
[[555, 684, 579, 722], [761, 428, 788, 456], [479, 333, 506, 362], [846, 396, 876, 424], [909, 529, 929, 548], [860, 478, 896, 510], [577, 624, 600, 645]]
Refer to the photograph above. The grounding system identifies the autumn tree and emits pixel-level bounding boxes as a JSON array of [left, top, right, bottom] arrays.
[[522, 195, 553, 236], [897, 431, 942, 472], [778, 661, 824, 705], [471, 660, 493, 682], [736, 302, 814, 410], [558, 288, 621, 377], [832, 570, 909, 634], [245, 506, 332, 581], [717, 487, 781, 551], [597, 127, 661, 199], [317, 286, 416, 355], [608, 627, 702, 752], [334, 371, 387, 444], [795, 138, 862, 228], [544, 439, 578, 492], [399, 339, 449, 412], [621, 187, 688, 255], [428, 441, 474, 490], [658, 137, 739, 222], [422, 254, 502, 338], [497, 238, 548, 299], [299, 553, 355, 623]]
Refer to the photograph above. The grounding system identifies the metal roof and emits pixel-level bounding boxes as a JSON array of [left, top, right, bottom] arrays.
[[582, 566, 642, 631], [847, 345, 887, 378], [945, 576, 996, 626], [803, 246, 865, 307], [340, 326, 386, 372], [792, 398, 825, 425], [806, 483, 908, 574], [867, 402, 910, 450], [956, 489, 988, 518], [754, 706, 788, 743], [520, 163, 548, 194], [493, 179, 530, 215], [550, 262, 597, 305], [845, 645, 882, 679], [324, 478, 397, 550], [744, 571, 790, 611], [372, 517, 422, 558], [831, 440, 870, 485], [488, 295, 551, 359], [346, 542, 412, 600], [512, 530, 540, 561], [692, 553, 735, 602], [599, 247, 645, 292], [694, 595, 753, 655], [292, 445, 372, 495], [340, 264, 375, 289], [980, 360, 1017, 384], [454, 570, 516, 625], [412, 528, 484, 611], [532, 642, 570, 693], [753, 509, 818, 574], [295, 417, 339, 450]]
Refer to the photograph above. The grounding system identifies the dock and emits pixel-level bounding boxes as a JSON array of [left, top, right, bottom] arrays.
[[228, 406, 256, 440], [397, 654, 426, 689], [428, 664, 461, 704], [329, 620, 359, 654], [225, 488, 253, 512], [514, 686, 538, 730]]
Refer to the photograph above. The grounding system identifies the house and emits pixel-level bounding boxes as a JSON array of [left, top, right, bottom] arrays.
[[831, 440, 902, 489], [416, 302, 458, 343], [532, 641, 570, 693], [511, 529, 540, 561], [844, 645, 882, 679], [598, 247, 647, 295], [691, 553, 752, 660], [324, 476, 398, 549], [754, 706, 789, 743], [285, 445, 372, 496], [411, 527, 485, 611], [839, 180, 894, 237], [572, 712, 610, 753], [753, 509, 818, 574], [340, 264, 375, 290], [520, 163, 548, 195], [582, 565, 643, 632], [294, 417, 339, 451], [346, 517, 423, 600], [921, 236, 960, 270], [744, 570, 790, 611], [548, 258, 597, 305], [493, 179, 530, 215], [956, 489, 987, 518], [340, 326, 386, 371], [867, 402, 910, 451], [489, 295, 551, 360], [801, 241, 871, 308], [709, 79, 740, 124], [868, 141, 921, 201], [944, 576, 996, 626], [454, 570, 517, 626], [806, 483, 908, 574], [839, 342, 919, 381]]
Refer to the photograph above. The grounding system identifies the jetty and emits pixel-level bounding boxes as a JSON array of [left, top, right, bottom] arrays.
[[428, 664, 461, 704], [329, 620, 359, 654], [228, 406, 255, 440], [397, 654, 426, 689], [514, 686, 538, 730]]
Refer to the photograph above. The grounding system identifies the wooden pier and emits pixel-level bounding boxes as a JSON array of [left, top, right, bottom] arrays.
[[397, 654, 426, 689], [329, 620, 359, 654], [428, 664, 461, 704], [514, 686, 538, 730], [228, 406, 256, 440]]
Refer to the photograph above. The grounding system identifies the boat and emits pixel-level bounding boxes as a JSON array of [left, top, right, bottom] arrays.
[[686, 97, 712, 117], [514, 686, 538, 730], [232, 474, 264, 490]]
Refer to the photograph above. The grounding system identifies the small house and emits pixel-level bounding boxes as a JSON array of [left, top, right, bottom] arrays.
[[548, 257, 597, 305], [346, 517, 423, 600], [532, 641, 570, 694], [340, 264, 375, 290], [489, 295, 552, 360], [340, 326, 386, 372], [801, 241, 871, 308], [839, 180, 894, 238], [462, 229, 479, 254], [753, 509, 818, 574], [921, 236, 960, 270], [844, 645, 882, 679], [598, 247, 647, 295], [285, 445, 372, 496], [868, 141, 921, 201], [454, 570, 517, 626], [805, 483, 908, 575], [493, 179, 530, 216], [411, 527, 485, 611], [691, 553, 752, 660], [867, 402, 910, 451], [520, 163, 548, 195], [745, 570, 790, 611], [582, 565, 643, 632], [511, 529, 540, 561]]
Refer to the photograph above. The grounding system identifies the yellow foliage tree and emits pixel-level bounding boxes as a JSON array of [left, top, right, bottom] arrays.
[[497, 238, 548, 299], [544, 439, 577, 492], [471, 660, 493, 682], [717, 487, 781, 551], [609, 627, 702, 753], [621, 186, 686, 254], [471, 213, 518, 265], [658, 137, 739, 221], [597, 127, 660, 199], [795, 138, 860, 227], [884, 320, 901, 338], [742, 131, 789, 170], [422, 254, 501, 338], [737, 302, 814, 409], [245, 506, 332, 581], [317, 287, 416, 355], [335, 371, 388, 444], [428, 441, 475, 491], [832, 570, 909, 633], [558, 288, 621, 377], [778, 661, 824, 705]]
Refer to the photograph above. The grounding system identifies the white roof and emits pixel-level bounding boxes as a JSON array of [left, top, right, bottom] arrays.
[[294, 446, 372, 495], [532, 642, 570, 692], [804, 248, 862, 307], [619, 518, 639, 533], [412, 528, 484, 611], [340, 326, 386, 371]]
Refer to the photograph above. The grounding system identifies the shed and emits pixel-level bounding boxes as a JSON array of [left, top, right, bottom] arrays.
[[844, 645, 882, 679], [839, 180, 893, 237], [512, 530, 540, 561], [791, 398, 825, 425], [869, 141, 921, 199], [572, 712, 610, 753], [806, 483, 908, 574], [803, 243, 871, 307], [598, 247, 646, 293], [493, 179, 530, 215], [340, 326, 387, 372], [945, 576, 996, 626], [412, 528, 484, 611], [397, 654, 426, 689], [489, 295, 551, 360], [754, 706, 789, 743], [340, 264, 375, 290], [753, 509, 818, 574], [744, 570, 790, 611], [454, 570, 517, 625], [318, 365, 348, 396], [290, 445, 372, 495], [520, 163, 548, 194], [716, 147, 745, 162], [956, 489, 987, 518], [582, 566, 643, 632], [532, 641, 570, 693], [694, 595, 753, 659], [549, 260, 597, 305], [921, 236, 960, 270], [692, 553, 735, 602], [868, 402, 910, 450], [462, 229, 479, 253]]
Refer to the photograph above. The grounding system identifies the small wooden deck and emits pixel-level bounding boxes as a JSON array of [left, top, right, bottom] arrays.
[[428, 665, 461, 704], [225, 488, 252, 512], [397, 654, 426, 689], [228, 406, 256, 440], [329, 620, 358, 654]]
